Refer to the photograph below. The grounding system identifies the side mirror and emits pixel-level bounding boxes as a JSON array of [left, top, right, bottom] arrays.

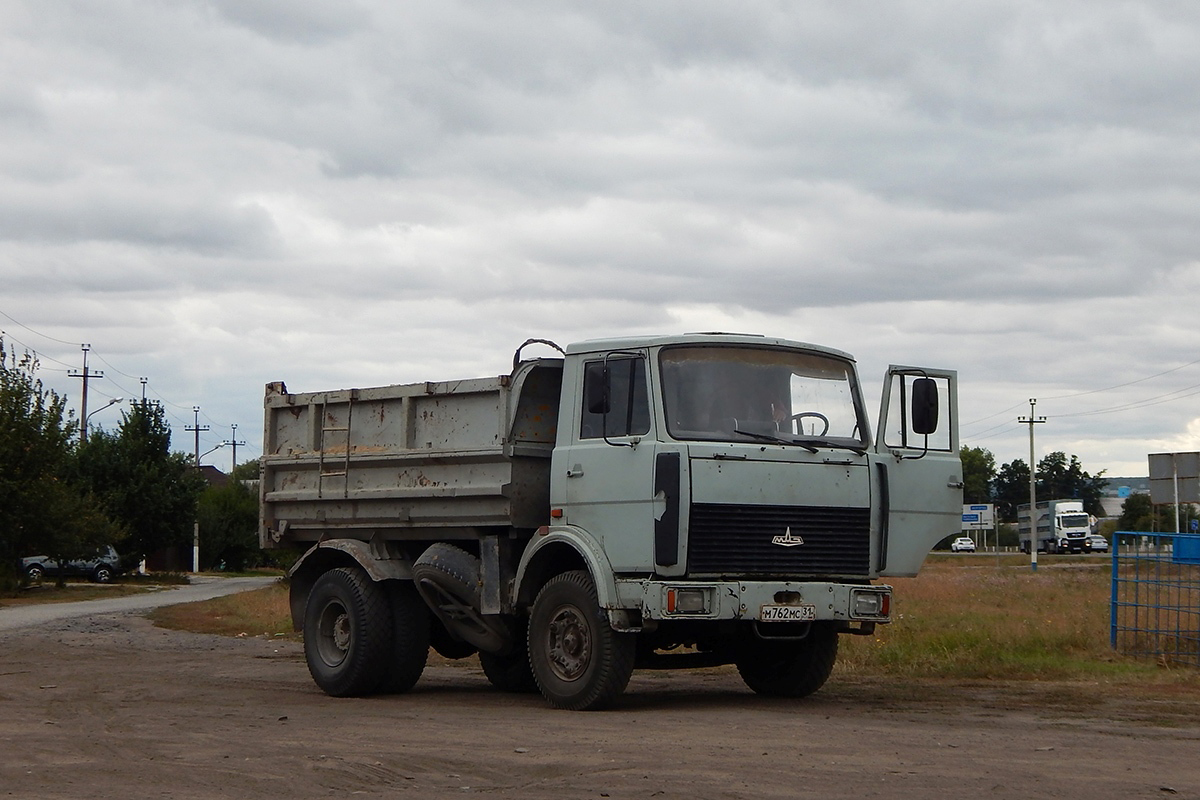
[[911, 377, 939, 435], [585, 362, 610, 415]]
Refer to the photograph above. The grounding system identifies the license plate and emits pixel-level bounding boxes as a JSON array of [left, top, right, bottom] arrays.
[[759, 604, 816, 622]]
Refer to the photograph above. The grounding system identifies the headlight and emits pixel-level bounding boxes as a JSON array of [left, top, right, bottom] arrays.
[[666, 588, 710, 615], [851, 589, 890, 620]]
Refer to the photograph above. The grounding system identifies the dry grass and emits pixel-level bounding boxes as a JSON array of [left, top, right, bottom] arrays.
[[148, 582, 295, 639], [838, 558, 1198, 686], [0, 583, 147, 606]]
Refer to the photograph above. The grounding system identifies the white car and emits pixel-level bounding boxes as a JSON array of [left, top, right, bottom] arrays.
[[1087, 534, 1109, 553], [950, 537, 977, 553]]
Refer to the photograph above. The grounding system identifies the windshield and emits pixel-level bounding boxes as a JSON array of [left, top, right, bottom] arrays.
[[1059, 514, 1090, 530], [660, 345, 865, 446]]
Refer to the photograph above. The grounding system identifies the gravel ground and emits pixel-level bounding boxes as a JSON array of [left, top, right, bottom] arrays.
[[2, 605, 1199, 800]]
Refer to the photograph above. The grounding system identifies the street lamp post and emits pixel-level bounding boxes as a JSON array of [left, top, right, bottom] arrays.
[[197, 442, 225, 466], [193, 442, 226, 575], [82, 397, 124, 443]]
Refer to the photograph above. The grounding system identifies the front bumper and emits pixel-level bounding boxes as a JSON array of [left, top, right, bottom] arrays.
[[613, 579, 892, 624]]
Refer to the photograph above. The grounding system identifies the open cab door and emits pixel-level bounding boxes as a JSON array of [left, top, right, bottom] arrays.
[[873, 366, 963, 577]]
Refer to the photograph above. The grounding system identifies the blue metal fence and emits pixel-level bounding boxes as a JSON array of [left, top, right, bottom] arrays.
[[1111, 531, 1200, 667]]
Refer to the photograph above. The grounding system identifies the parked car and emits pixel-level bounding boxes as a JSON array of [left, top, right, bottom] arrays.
[[950, 536, 977, 553], [1087, 535, 1109, 554], [21, 546, 122, 583]]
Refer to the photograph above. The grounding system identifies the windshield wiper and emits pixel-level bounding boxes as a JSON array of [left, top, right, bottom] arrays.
[[792, 439, 867, 456], [734, 428, 819, 453]]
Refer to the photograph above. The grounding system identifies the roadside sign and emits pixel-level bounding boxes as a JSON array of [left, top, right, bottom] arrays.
[[962, 503, 994, 529]]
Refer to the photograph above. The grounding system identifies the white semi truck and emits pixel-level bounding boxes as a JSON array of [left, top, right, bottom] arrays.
[[260, 333, 962, 710], [1017, 499, 1093, 554]]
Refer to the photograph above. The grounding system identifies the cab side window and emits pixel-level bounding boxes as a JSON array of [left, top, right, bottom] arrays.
[[580, 357, 651, 439]]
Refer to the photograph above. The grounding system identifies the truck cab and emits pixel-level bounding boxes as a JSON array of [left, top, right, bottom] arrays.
[[544, 334, 961, 590]]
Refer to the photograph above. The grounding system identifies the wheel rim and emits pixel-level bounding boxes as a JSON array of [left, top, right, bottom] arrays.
[[316, 599, 352, 667], [28, 567, 43, 581], [544, 603, 591, 682]]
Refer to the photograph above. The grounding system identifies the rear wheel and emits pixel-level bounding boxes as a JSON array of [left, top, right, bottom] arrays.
[[26, 564, 45, 582], [379, 581, 430, 694], [479, 617, 538, 693], [528, 570, 635, 711], [736, 623, 838, 698], [304, 567, 392, 697]]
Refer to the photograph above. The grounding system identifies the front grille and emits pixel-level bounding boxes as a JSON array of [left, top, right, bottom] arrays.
[[687, 503, 871, 577]]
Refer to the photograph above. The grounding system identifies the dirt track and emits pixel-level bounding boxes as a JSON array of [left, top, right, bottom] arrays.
[[2, 612, 1199, 799]]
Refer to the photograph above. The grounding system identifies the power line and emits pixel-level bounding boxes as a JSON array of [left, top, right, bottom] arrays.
[[0, 308, 248, 453], [0, 308, 79, 346], [1042, 357, 1200, 401], [0, 330, 77, 369], [963, 357, 1200, 435], [1047, 382, 1200, 419]]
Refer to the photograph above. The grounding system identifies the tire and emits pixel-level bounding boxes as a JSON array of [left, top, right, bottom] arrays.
[[92, 565, 114, 583], [430, 623, 478, 660], [303, 567, 393, 697], [479, 617, 538, 693], [26, 564, 45, 582], [379, 581, 431, 694], [528, 570, 635, 711], [736, 623, 838, 698], [412, 544, 511, 655]]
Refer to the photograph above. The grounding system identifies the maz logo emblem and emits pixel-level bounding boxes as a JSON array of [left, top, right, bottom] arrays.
[[771, 527, 805, 547]]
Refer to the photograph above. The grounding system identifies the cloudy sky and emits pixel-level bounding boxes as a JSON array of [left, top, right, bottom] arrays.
[[2, 1, 1197, 478]]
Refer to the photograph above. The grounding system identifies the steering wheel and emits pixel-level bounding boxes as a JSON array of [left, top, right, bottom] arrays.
[[788, 412, 829, 436]]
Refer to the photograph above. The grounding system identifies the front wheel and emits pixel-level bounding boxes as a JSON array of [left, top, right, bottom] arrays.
[[528, 571, 635, 711], [736, 623, 838, 698], [303, 567, 392, 697]]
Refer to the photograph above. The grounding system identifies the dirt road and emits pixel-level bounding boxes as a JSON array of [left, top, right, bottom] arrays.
[[2, 612, 1198, 799], [0, 576, 278, 632]]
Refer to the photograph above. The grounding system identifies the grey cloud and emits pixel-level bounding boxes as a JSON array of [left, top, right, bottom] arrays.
[[206, 0, 369, 45], [0, 191, 281, 256]]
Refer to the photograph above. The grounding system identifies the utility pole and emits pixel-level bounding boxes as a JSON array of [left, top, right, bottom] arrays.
[[226, 423, 247, 474], [1018, 398, 1047, 571], [68, 344, 104, 444], [185, 406, 210, 575], [185, 406, 210, 467], [140, 377, 148, 404]]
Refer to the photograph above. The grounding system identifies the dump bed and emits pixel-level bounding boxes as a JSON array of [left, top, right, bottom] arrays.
[[259, 359, 564, 548]]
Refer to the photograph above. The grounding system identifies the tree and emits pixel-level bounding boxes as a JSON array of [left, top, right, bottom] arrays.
[[0, 339, 119, 591], [960, 446, 996, 504], [197, 460, 259, 571], [992, 452, 1108, 521], [993, 459, 1030, 521], [1035, 451, 1107, 517], [37, 483, 125, 588], [1118, 493, 1199, 533], [74, 402, 207, 563]]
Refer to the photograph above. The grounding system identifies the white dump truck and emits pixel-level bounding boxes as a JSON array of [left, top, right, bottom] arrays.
[[1017, 499, 1093, 554], [260, 333, 962, 710]]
